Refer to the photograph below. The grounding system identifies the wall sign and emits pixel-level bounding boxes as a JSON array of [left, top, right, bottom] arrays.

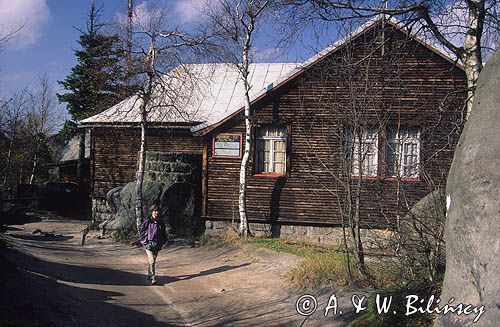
[[213, 133, 242, 158]]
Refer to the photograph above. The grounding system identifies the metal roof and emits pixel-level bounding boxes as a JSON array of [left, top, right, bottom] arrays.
[[59, 133, 90, 162], [80, 63, 299, 127]]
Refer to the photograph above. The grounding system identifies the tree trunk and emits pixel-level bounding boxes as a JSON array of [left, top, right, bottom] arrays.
[[77, 129, 85, 186], [461, 0, 485, 117], [135, 108, 147, 232], [134, 32, 156, 232], [238, 65, 252, 237], [339, 205, 354, 284], [238, 14, 256, 237], [29, 151, 38, 185], [350, 130, 367, 279], [29, 136, 41, 185], [353, 191, 367, 278], [2, 138, 14, 187], [238, 92, 252, 237]]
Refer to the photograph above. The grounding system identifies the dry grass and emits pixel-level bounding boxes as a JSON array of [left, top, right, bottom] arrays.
[[203, 235, 401, 290]]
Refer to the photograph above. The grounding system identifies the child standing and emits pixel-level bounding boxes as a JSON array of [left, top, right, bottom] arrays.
[[139, 203, 168, 285]]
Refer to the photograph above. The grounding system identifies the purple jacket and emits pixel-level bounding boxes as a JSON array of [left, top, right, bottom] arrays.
[[139, 216, 168, 250]]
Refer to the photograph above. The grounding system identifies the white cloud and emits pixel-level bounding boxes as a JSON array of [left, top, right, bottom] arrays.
[[0, 0, 51, 50], [174, 0, 201, 24], [132, 1, 161, 27], [115, 1, 166, 29], [252, 47, 281, 61]]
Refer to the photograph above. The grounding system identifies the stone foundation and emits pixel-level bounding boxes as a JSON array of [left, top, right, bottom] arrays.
[[204, 220, 393, 249]]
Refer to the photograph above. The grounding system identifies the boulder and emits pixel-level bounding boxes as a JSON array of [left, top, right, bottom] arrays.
[[393, 189, 446, 281], [0, 202, 26, 226], [102, 181, 200, 236], [104, 181, 163, 231], [437, 51, 500, 326]]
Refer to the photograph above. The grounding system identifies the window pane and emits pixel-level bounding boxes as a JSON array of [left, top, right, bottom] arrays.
[[264, 149, 270, 161], [274, 140, 285, 151], [274, 151, 285, 162], [347, 127, 378, 177], [386, 128, 420, 178], [274, 163, 285, 173]]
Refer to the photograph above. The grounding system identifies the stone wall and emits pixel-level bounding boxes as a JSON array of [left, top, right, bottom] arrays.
[[204, 220, 392, 249], [143, 152, 197, 185]]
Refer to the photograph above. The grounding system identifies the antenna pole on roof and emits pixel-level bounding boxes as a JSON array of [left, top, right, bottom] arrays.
[[381, 0, 388, 56], [125, 0, 133, 82]]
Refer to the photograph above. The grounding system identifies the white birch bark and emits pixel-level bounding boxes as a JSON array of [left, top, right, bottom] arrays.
[[29, 151, 38, 185], [237, 0, 269, 237], [461, 0, 485, 117], [238, 16, 253, 237], [135, 108, 147, 231], [135, 35, 156, 231]]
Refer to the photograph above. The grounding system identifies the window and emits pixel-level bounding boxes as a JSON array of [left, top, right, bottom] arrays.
[[255, 126, 287, 174], [386, 128, 420, 178], [346, 127, 379, 177]]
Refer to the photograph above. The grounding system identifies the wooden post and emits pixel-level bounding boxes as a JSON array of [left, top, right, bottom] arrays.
[[201, 142, 208, 216]]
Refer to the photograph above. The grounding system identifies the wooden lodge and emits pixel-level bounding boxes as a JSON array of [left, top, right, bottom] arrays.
[[81, 17, 467, 241]]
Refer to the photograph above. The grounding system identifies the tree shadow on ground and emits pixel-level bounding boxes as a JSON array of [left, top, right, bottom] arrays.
[[156, 263, 251, 286], [2, 243, 252, 288], [0, 213, 42, 226], [9, 233, 74, 242], [0, 253, 182, 327], [177, 263, 251, 280]]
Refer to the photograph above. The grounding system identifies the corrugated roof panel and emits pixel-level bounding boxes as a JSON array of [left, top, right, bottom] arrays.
[[80, 63, 297, 126]]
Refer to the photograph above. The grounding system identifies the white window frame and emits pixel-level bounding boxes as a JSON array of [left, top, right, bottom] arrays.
[[346, 127, 379, 178], [255, 126, 287, 174], [386, 128, 421, 178]]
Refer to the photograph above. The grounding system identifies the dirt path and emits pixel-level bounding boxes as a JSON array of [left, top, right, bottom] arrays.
[[1, 214, 357, 326]]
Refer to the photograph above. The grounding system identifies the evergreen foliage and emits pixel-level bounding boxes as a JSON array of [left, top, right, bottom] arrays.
[[58, 2, 134, 140]]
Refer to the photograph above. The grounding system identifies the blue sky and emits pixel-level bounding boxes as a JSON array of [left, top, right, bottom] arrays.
[[0, 1, 130, 123], [0, 0, 330, 125], [1, 1, 123, 94]]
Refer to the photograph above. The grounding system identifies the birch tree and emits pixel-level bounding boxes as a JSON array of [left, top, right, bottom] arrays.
[[0, 90, 29, 190], [25, 75, 61, 184], [283, 0, 499, 116], [115, 3, 210, 232], [0, 76, 60, 192], [204, 0, 272, 237]]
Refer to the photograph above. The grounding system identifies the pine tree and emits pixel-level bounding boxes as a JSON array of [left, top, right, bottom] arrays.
[[58, 1, 133, 138]]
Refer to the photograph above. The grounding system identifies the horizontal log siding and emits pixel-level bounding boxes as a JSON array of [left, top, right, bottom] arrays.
[[205, 26, 466, 228], [91, 127, 203, 198]]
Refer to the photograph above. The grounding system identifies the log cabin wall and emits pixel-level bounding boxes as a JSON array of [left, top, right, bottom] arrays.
[[204, 24, 467, 228], [90, 127, 203, 199]]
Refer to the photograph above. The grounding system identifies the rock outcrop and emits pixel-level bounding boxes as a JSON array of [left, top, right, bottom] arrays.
[[103, 181, 199, 235], [437, 51, 500, 326]]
